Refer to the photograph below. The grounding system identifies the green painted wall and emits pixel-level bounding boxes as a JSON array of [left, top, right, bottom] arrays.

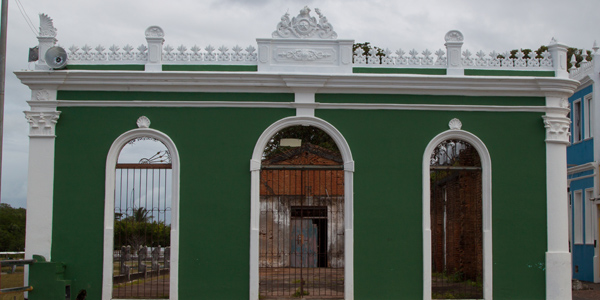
[[317, 107, 547, 300], [50, 92, 547, 299]]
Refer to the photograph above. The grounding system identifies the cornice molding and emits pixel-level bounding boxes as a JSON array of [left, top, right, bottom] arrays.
[[15, 70, 579, 98], [567, 162, 596, 175]]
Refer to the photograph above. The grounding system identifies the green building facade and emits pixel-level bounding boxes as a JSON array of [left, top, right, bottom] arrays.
[[17, 9, 577, 300]]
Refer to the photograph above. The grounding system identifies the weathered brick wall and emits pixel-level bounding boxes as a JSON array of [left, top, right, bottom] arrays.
[[431, 144, 483, 281]]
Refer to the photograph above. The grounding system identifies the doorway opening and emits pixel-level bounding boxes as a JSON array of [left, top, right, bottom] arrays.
[[430, 139, 483, 299], [259, 126, 344, 299]]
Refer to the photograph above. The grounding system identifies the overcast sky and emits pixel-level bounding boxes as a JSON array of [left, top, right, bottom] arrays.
[[2, 0, 599, 208]]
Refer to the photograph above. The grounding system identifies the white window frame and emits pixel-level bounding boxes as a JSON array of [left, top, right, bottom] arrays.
[[568, 191, 572, 251], [249, 116, 354, 300], [102, 127, 180, 300], [585, 188, 594, 244], [574, 190, 583, 244], [573, 99, 582, 143], [584, 94, 593, 139], [423, 125, 492, 300]]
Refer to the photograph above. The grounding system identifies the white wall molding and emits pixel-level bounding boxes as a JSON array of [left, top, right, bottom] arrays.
[[422, 120, 493, 300], [15, 71, 579, 98], [568, 162, 596, 175], [249, 116, 354, 300], [102, 124, 180, 300], [55, 100, 561, 115]]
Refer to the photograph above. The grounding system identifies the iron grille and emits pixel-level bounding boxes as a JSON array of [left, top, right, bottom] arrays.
[[112, 152, 172, 299], [430, 140, 483, 299], [259, 167, 344, 299]]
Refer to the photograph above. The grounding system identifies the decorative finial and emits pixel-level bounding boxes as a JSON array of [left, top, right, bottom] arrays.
[[570, 54, 578, 71], [448, 118, 462, 130], [137, 116, 151, 128], [549, 37, 558, 45], [444, 30, 464, 42], [593, 41, 599, 54], [39, 14, 57, 38], [145, 26, 164, 38], [272, 7, 337, 39]]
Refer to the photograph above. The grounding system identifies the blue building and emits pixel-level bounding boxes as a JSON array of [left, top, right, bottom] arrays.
[[568, 45, 600, 283]]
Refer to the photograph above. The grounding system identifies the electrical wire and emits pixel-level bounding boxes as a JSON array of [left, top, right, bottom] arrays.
[[14, 0, 38, 37], [15, 0, 36, 34]]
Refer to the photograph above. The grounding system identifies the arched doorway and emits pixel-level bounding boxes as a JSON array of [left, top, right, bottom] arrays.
[[422, 121, 492, 300], [259, 125, 344, 299], [102, 122, 180, 300], [250, 116, 354, 300], [430, 139, 482, 299]]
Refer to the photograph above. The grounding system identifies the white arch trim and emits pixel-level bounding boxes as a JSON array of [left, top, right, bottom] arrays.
[[249, 116, 355, 300], [102, 127, 180, 300], [422, 128, 493, 300]]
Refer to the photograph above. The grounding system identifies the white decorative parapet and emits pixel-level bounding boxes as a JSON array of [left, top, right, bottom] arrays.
[[569, 41, 597, 81], [256, 6, 353, 74], [37, 10, 568, 75], [66, 43, 258, 65]]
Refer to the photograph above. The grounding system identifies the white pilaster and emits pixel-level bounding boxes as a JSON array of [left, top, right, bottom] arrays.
[[24, 89, 59, 263], [294, 92, 315, 117], [543, 96, 571, 300], [145, 26, 164, 72]]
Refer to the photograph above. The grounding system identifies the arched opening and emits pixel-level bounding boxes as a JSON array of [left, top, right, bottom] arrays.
[[259, 125, 344, 299], [112, 138, 172, 299], [102, 126, 179, 300], [422, 125, 492, 300], [250, 116, 354, 300], [430, 139, 482, 299]]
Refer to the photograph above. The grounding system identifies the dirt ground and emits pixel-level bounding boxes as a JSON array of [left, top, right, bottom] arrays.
[[573, 281, 600, 300], [259, 267, 344, 299], [112, 275, 169, 299]]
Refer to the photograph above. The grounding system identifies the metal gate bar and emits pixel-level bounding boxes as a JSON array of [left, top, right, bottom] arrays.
[[113, 164, 172, 299], [260, 166, 344, 299], [430, 140, 483, 300]]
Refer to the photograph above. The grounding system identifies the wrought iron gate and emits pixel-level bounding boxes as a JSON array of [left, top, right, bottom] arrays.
[[113, 146, 172, 299], [430, 140, 483, 299], [259, 166, 344, 299]]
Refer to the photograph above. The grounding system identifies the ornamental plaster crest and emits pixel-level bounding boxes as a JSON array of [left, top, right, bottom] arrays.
[[24, 111, 61, 136], [278, 49, 332, 61], [448, 118, 462, 130], [272, 6, 337, 39], [39, 14, 57, 38], [136, 116, 151, 128], [145, 26, 165, 38], [543, 115, 570, 144], [34, 90, 50, 101], [444, 30, 464, 42]]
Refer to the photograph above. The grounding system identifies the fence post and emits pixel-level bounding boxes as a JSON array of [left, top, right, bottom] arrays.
[[145, 26, 164, 71], [445, 30, 464, 76], [548, 38, 569, 78]]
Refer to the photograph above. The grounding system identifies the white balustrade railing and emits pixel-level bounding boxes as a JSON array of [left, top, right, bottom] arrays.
[[67, 43, 258, 65], [353, 48, 553, 70]]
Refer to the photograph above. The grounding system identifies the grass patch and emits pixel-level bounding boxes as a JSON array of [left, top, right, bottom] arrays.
[[0, 272, 25, 300]]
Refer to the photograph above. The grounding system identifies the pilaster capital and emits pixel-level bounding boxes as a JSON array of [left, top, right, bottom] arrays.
[[543, 115, 570, 145], [24, 111, 61, 137]]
